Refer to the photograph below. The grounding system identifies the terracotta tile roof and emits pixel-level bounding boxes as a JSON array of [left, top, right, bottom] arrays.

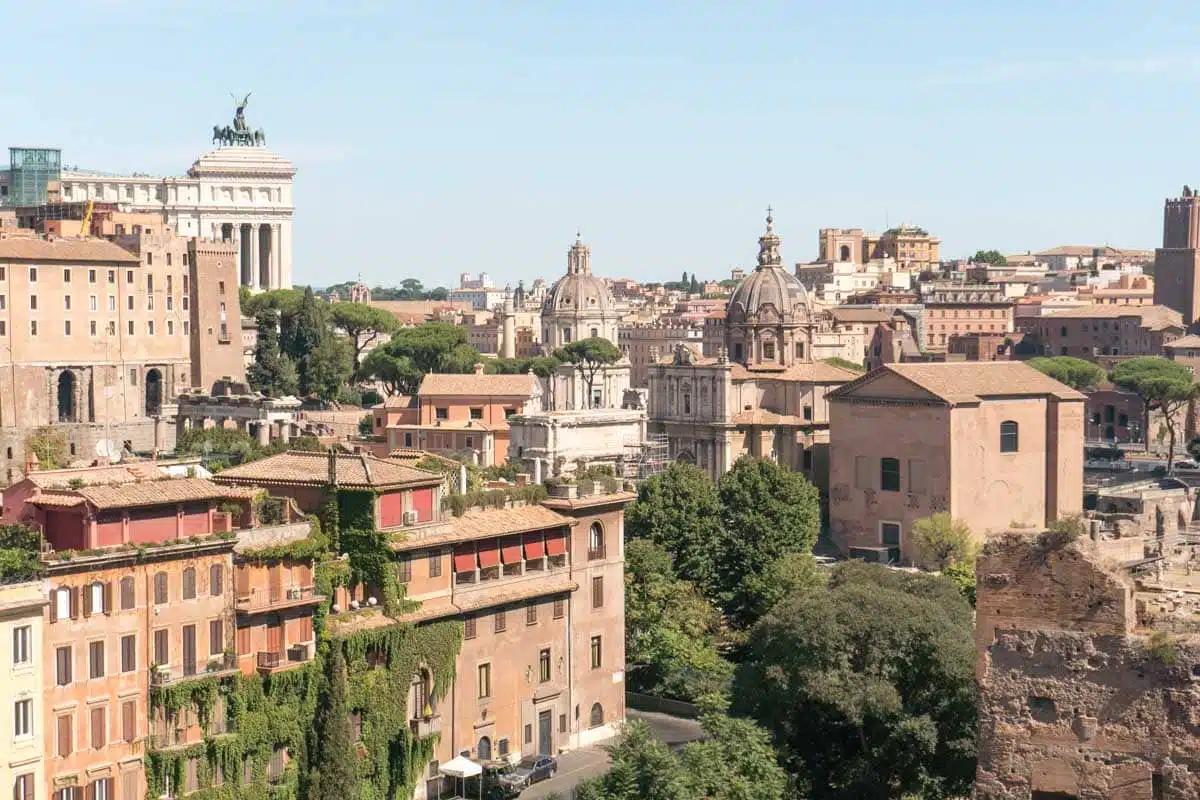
[[417, 373, 537, 397], [386, 450, 459, 469], [390, 504, 573, 552], [730, 362, 861, 383], [25, 463, 164, 489], [832, 362, 1085, 405], [31, 477, 254, 511], [731, 410, 807, 426], [0, 237, 140, 263], [30, 492, 86, 508], [375, 394, 417, 409], [213, 450, 441, 489], [1165, 335, 1200, 349], [1042, 304, 1183, 331]]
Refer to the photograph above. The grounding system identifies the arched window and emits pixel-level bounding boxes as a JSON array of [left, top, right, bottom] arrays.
[[57, 371, 76, 423], [182, 567, 196, 600], [880, 457, 900, 492], [210, 564, 223, 596], [1000, 421, 1019, 453], [589, 703, 603, 728], [477, 736, 492, 761], [588, 523, 605, 559], [590, 328, 599, 338], [839, 244, 851, 262]]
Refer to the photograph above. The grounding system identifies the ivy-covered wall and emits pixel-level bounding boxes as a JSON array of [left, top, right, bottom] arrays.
[[144, 495, 463, 800]]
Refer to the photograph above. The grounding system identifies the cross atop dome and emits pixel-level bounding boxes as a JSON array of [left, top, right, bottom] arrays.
[[757, 206, 783, 269]]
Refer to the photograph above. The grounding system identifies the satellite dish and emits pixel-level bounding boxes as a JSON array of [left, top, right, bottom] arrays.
[[95, 440, 120, 464]]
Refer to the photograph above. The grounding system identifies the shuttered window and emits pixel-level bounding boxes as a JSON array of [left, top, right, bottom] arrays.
[[57, 714, 73, 756], [210, 620, 224, 656], [121, 635, 136, 672], [120, 577, 135, 609], [90, 707, 106, 749], [122, 700, 136, 742]]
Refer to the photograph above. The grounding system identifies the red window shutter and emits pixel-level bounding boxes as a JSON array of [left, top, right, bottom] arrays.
[[477, 540, 500, 569], [545, 530, 567, 557], [500, 535, 523, 564], [522, 532, 545, 559], [70, 586, 80, 619], [103, 582, 112, 615], [83, 585, 93, 617], [49, 589, 58, 623], [452, 545, 476, 573]]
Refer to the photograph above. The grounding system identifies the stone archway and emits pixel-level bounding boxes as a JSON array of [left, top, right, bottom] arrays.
[[145, 368, 163, 416], [57, 371, 77, 422]]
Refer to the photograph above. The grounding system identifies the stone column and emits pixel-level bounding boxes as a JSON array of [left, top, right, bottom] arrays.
[[270, 224, 281, 290], [248, 225, 261, 290], [256, 421, 270, 447]]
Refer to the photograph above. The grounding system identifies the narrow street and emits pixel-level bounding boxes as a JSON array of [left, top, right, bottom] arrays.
[[520, 709, 706, 799]]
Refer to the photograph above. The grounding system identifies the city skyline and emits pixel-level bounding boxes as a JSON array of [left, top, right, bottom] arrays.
[[7, 1, 1199, 286]]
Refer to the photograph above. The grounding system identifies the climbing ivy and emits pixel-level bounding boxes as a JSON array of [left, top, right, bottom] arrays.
[[144, 491, 464, 800], [338, 490, 376, 533]]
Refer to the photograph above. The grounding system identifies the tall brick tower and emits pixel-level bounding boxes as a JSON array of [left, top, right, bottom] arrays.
[[1154, 186, 1200, 325], [188, 238, 245, 391]]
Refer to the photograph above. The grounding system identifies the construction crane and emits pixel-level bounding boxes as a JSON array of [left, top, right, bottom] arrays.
[[78, 200, 94, 238]]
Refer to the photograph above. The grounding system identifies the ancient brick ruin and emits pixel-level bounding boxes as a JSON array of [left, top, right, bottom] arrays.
[[975, 528, 1200, 799]]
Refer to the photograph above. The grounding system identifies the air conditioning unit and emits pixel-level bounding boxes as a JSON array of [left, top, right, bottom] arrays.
[[289, 642, 312, 661], [848, 546, 900, 565], [286, 587, 301, 600], [151, 665, 174, 684], [402, 510, 418, 525]]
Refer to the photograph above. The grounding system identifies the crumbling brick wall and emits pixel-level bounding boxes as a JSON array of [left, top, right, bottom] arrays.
[[975, 534, 1200, 799]]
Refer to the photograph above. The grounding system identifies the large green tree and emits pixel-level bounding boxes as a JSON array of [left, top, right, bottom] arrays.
[[247, 310, 299, 397], [970, 249, 1008, 266], [330, 302, 400, 369], [308, 647, 359, 800], [556, 337, 622, 407], [734, 562, 978, 800], [625, 540, 732, 701], [625, 463, 725, 593], [306, 335, 354, 403], [1026, 356, 1105, 390], [242, 287, 304, 318], [575, 706, 787, 800], [288, 287, 330, 396], [717, 457, 821, 627], [357, 322, 481, 394], [1111, 356, 1199, 469]]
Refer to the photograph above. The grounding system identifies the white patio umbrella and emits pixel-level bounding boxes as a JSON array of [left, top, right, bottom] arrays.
[[438, 755, 483, 800]]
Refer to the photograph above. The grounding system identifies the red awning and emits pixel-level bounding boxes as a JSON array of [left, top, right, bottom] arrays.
[[500, 535, 523, 564], [523, 531, 545, 559], [477, 540, 500, 568], [545, 530, 567, 557], [453, 545, 476, 573]]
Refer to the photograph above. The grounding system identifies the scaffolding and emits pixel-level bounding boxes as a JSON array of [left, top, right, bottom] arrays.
[[623, 432, 671, 482], [7, 147, 61, 206]]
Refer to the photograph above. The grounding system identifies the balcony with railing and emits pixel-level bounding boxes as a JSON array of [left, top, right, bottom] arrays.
[[256, 642, 315, 676], [408, 713, 442, 738], [150, 652, 237, 686], [235, 583, 324, 614]]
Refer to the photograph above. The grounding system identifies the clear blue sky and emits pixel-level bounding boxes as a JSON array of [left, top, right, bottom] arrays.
[[10, 1, 1198, 287]]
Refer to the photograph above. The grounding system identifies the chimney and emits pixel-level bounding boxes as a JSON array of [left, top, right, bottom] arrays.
[[473, 363, 485, 376], [24, 450, 39, 474]]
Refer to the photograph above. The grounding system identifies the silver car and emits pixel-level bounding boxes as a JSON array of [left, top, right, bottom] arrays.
[[497, 755, 557, 791]]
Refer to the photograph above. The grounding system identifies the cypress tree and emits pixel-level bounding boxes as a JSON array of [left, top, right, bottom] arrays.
[[309, 647, 358, 800]]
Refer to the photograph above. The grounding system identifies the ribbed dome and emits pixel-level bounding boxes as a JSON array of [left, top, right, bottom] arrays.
[[726, 212, 812, 322], [543, 272, 614, 315]]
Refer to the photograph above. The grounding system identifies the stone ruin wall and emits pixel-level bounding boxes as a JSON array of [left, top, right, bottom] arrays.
[[975, 535, 1200, 799]]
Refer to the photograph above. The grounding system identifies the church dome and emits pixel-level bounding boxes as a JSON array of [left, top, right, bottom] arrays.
[[542, 235, 616, 318], [727, 212, 812, 322]]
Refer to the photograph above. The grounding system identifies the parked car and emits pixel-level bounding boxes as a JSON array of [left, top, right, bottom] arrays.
[[1177, 460, 1199, 470], [497, 755, 557, 792]]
